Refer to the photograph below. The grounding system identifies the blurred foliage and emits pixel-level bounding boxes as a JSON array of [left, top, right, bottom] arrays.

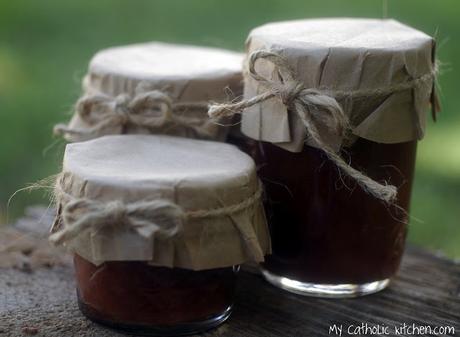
[[0, 0, 459, 257]]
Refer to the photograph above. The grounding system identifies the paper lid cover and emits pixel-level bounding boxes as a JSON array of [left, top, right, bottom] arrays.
[[241, 18, 439, 152], [85, 42, 244, 101], [57, 43, 244, 142], [52, 135, 270, 270]]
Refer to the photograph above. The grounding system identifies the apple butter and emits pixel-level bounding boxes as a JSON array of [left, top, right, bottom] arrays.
[[248, 138, 417, 296], [74, 254, 238, 335]]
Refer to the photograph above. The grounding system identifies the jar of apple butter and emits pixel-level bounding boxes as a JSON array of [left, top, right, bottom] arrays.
[[50, 135, 270, 334], [211, 18, 439, 297]]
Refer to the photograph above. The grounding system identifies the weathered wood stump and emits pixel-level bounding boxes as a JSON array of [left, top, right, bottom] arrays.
[[1, 207, 459, 336]]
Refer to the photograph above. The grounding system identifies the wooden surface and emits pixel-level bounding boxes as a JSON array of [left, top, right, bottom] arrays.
[[1, 207, 459, 336]]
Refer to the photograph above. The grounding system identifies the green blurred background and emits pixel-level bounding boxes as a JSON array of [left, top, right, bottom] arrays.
[[0, 1, 459, 257]]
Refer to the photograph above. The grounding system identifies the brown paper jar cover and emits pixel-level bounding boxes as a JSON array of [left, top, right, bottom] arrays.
[[51, 134, 270, 270], [60, 42, 244, 142], [241, 18, 438, 152]]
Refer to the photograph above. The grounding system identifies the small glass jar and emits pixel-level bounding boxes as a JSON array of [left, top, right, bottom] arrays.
[[50, 135, 270, 334], [229, 18, 438, 297], [74, 254, 238, 335]]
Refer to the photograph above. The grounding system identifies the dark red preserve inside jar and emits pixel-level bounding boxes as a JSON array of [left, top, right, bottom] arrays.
[[242, 137, 416, 285], [74, 254, 237, 334]]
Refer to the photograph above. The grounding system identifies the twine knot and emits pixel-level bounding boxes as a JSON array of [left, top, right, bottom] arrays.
[[73, 89, 173, 132], [113, 94, 132, 126], [105, 200, 128, 224], [208, 50, 398, 204], [54, 86, 219, 141], [49, 195, 185, 246], [276, 81, 304, 106], [54, 86, 216, 141]]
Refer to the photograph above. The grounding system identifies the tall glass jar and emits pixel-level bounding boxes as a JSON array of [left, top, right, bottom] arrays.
[[221, 18, 438, 297]]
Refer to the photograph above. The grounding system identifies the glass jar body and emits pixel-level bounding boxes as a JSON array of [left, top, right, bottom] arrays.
[[74, 254, 238, 335], [245, 138, 417, 297]]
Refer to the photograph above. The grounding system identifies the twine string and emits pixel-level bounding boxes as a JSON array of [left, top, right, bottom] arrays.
[[54, 89, 213, 140], [50, 181, 263, 249], [208, 50, 435, 203], [49, 197, 184, 245]]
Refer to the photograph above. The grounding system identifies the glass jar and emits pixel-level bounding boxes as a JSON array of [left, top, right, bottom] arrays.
[[220, 18, 438, 297], [74, 254, 238, 335], [249, 138, 416, 297], [50, 134, 270, 334]]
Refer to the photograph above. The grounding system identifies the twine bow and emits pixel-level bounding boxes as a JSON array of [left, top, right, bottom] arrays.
[[54, 89, 213, 141], [50, 181, 265, 261], [49, 197, 184, 245], [208, 50, 398, 203]]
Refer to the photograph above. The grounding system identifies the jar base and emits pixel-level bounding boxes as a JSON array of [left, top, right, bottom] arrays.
[[261, 269, 390, 298], [77, 298, 232, 336]]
